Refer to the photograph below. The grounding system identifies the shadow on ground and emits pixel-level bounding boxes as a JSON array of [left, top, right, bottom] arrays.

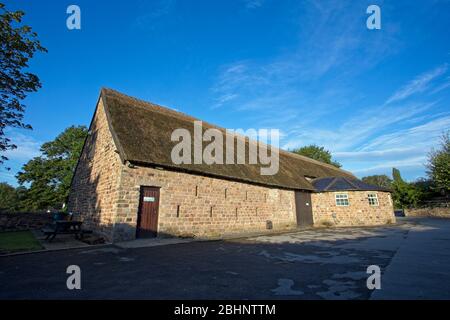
[[0, 218, 449, 300]]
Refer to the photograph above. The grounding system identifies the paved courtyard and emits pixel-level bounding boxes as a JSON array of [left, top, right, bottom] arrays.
[[1, 217, 450, 299]]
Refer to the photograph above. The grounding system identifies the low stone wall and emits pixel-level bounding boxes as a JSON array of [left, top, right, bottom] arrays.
[[404, 207, 450, 218], [0, 212, 53, 232]]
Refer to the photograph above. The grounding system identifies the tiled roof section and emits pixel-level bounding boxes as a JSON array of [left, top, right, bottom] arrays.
[[312, 177, 391, 192], [311, 177, 336, 191]]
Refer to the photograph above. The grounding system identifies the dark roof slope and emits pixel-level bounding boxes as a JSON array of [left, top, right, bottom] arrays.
[[101, 88, 356, 191], [312, 177, 391, 192]]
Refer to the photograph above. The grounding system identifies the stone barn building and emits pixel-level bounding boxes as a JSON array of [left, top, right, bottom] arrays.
[[68, 89, 395, 242]]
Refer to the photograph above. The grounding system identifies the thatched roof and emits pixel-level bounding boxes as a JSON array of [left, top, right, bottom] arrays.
[[312, 177, 391, 192], [101, 88, 355, 191]]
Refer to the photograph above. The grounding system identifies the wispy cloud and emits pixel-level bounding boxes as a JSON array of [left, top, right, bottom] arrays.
[[334, 147, 424, 161], [132, 0, 176, 30], [351, 156, 427, 176], [206, 1, 449, 181], [244, 0, 265, 9], [211, 1, 400, 114], [430, 76, 450, 94], [3, 132, 41, 161], [336, 115, 450, 179], [0, 131, 42, 186], [358, 116, 450, 152], [212, 93, 239, 109], [385, 64, 448, 104], [282, 101, 438, 152]]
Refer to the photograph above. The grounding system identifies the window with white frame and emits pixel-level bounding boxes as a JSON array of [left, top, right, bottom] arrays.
[[335, 193, 349, 206], [368, 193, 379, 206]]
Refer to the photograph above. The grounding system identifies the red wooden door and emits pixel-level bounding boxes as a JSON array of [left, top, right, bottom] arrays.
[[136, 186, 160, 238]]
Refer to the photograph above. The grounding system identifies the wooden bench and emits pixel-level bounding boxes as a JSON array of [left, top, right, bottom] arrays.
[[42, 220, 92, 242]]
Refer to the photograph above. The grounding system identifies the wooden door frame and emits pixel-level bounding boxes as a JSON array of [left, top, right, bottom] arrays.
[[136, 185, 161, 239]]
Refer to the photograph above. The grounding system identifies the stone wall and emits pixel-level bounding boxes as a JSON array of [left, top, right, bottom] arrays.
[[0, 212, 53, 232], [67, 98, 123, 240], [404, 207, 450, 218], [113, 165, 298, 241], [311, 191, 395, 227]]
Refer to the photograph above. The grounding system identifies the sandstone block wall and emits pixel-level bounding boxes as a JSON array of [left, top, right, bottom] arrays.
[[67, 98, 122, 240], [311, 191, 395, 227], [113, 165, 298, 241]]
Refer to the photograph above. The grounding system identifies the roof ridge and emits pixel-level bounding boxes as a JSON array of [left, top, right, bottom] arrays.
[[343, 177, 359, 189], [324, 177, 338, 191]]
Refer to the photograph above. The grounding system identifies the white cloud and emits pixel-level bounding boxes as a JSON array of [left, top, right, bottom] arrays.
[[385, 64, 448, 105], [211, 1, 400, 113], [430, 76, 450, 94], [276, 102, 449, 181], [0, 170, 18, 187], [334, 147, 424, 161], [208, 2, 448, 181], [212, 93, 239, 109], [3, 132, 41, 161], [0, 132, 42, 185], [335, 115, 450, 180], [359, 116, 450, 151], [351, 156, 427, 176], [282, 101, 437, 152]]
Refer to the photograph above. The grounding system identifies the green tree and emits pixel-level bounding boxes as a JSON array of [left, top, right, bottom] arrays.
[[412, 178, 439, 204], [0, 2, 47, 165], [427, 131, 450, 195], [392, 167, 402, 182], [391, 168, 422, 209], [16, 126, 87, 210], [361, 174, 392, 189], [0, 182, 19, 212], [291, 144, 342, 168]]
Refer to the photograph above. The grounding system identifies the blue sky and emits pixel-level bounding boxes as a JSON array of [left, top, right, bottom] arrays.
[[2, 0, 450, 185]]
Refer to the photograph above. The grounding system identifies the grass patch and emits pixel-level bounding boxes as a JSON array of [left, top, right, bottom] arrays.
[[0, 231, 42, 254]]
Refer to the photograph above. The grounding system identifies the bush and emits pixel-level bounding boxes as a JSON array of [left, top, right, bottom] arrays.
[[318, 220, 334, 227]]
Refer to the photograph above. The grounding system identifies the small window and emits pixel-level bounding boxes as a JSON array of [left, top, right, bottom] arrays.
[[335, 193, 349, 206], [368, 193, 379, 206]]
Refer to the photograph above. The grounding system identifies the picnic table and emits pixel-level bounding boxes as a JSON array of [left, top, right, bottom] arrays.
[[42, 219, 92, 242]]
